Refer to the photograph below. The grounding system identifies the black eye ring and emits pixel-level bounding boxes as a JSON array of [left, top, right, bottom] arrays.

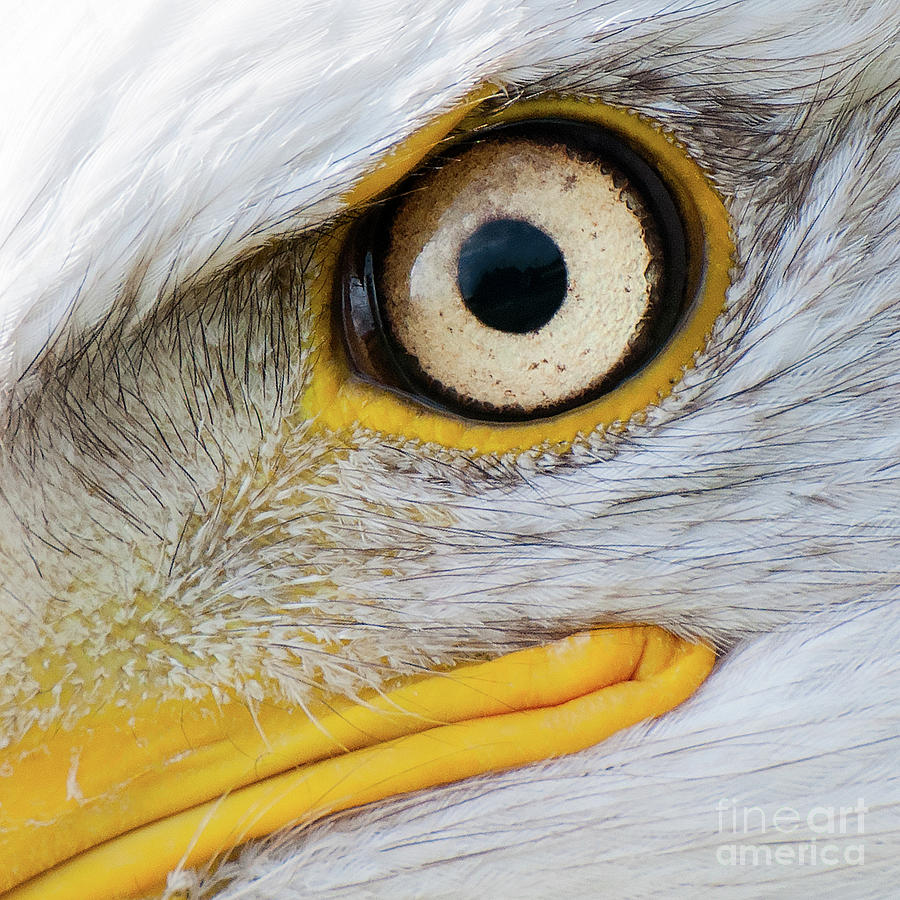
[[338, 117, 692, 422]]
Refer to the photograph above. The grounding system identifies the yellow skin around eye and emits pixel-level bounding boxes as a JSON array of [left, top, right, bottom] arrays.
[[303, 93, 734, 455]]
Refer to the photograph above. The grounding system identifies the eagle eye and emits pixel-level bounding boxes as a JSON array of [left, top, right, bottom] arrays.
[[339, 117, 690, 421], [305, 95, 733, 453]]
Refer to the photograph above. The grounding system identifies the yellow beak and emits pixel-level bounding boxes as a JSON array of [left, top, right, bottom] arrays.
[[2, 625, 713, 899]]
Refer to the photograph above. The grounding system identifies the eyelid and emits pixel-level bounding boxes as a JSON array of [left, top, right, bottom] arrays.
[[340, 84, 498, 210], [301, 92, 734, 456]]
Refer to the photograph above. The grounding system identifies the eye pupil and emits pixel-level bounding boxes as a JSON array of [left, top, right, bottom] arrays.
[[457, 219, 567, 334]]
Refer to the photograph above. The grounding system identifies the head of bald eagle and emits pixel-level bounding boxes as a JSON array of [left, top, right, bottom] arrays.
[[0, 1, 897, 897]]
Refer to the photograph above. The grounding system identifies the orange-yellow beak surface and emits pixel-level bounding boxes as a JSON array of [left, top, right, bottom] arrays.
[[1, 625, 713, 899]]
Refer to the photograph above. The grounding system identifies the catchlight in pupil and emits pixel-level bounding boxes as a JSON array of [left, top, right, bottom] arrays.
[[457, 219, 567, 334]]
